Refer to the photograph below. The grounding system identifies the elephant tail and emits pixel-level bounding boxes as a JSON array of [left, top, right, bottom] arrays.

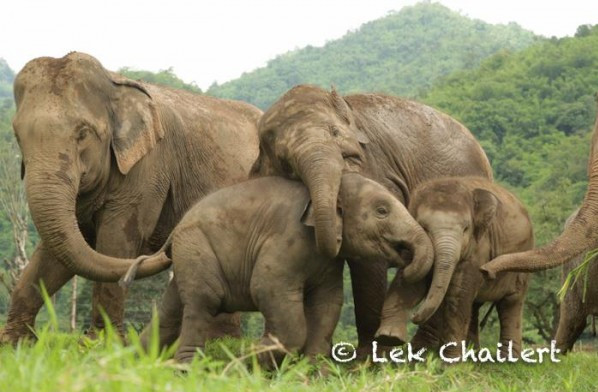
[[119, 232, 174, 288]]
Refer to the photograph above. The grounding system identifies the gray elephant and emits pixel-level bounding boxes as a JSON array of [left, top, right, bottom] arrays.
[[121, 173, 432, 365], [556, 209, 598, 353], [251, 84, 493, 352], [376, 177, 533, 356], [0, 52, 260, 344]]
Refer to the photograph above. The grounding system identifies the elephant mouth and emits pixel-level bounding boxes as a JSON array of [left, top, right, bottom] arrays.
[[389, 240, 414, 267], [341, 151, 364, 169]]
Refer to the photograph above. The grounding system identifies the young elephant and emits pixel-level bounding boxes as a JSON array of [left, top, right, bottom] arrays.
[[376, 177, 533, 356], [556, 209, 598, 353], [125, 173, 432, 364]]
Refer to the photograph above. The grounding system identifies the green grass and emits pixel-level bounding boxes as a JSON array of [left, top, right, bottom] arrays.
[[1, 288, 597, 391], [1, 325, 597, 391]]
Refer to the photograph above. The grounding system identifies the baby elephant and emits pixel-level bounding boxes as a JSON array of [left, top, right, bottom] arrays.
[[125, 173, 432, 365], [376, 177, 533, 356]]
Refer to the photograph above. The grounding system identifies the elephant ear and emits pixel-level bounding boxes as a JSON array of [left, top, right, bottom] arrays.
[[109, 73, 164, 175], [301, 199, 343, 250], [329, 86, 370, 145], [473, 188, 498, 240]]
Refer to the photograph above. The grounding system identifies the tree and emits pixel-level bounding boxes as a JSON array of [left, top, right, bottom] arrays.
[[0, 141, 29, 293]]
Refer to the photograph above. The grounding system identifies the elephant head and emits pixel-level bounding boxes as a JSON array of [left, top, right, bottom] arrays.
[[482, 115, 598, 278], [302, 173, 433, 270], [11, 52, 170, 281], [408, 180, 498, 324], [252, 85, 370, 259]]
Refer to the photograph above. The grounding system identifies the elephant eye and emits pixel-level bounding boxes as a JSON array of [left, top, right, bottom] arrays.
[[76, 126, 90, 142], [329, 125, 340, 137], [375, 205, 389, 217]]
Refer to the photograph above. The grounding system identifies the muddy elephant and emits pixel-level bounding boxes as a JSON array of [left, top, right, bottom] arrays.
[[0, 52, 260, 344], [376, 177, 533, 356], [121, 173, 432, 365], [482, 114, 598, 277], [555, 209, 598, 353], [251, 85, 493, 351]]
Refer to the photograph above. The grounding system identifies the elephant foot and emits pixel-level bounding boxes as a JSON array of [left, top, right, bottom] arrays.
[[175, 344, 207, 364], [375, 323, 408, 347], [83, 323, 127, 344], [0, 322, 37, 346]]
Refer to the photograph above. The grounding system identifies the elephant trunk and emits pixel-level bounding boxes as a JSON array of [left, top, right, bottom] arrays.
[[483, 119, 598, 277], [25, 162, 171, 282], [295, 144, 344, 258], [402, 227, 435, 283], [411, 231, 461, 324]]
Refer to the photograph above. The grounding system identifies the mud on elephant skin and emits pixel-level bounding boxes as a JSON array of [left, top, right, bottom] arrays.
[[376, 177, 533, 357], [0, 52, 260, 344], [124, 173, 431, 365], [555, 209, 598, 353], [251, 84, 493, 351]]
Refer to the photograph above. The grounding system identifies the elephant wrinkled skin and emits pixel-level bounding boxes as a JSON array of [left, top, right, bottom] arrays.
[[0, 52, 260, 343], [125, 173, 430, 365], [377, 177, 533, 357], [251, 84, 493, 351]]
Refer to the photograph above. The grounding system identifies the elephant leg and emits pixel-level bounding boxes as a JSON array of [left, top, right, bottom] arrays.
[[413, 265, 479, 357], [89, 210, 148, 336], [303, 265, 344, 359], [496, 293, 526, 356], [467, 302, 483, 349], [140, 278, 183, 352], [175, 295, 221, 363], [347, 258, 387, 355], [376, 273, 428, 346], [0, 242, 74, 344], [554, 302, 588, 354], [173, 241, 225, 363], [255, 285, 307, 369]]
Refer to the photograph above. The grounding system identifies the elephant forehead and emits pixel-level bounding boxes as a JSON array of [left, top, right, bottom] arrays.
[[416, 205, 469, 226], [341, 175, 389, 201]]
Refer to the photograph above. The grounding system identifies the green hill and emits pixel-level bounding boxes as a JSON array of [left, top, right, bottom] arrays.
[[207, 2, 538, 109]]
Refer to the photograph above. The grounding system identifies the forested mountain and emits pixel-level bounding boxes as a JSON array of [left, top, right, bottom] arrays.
[[207, 2, 538, 109], [118, 67, 202, 94]]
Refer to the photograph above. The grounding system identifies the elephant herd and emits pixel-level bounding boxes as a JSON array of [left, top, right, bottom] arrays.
[[0, 52, 596, 366]]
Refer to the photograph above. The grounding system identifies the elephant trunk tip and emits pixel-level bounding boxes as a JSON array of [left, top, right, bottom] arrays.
[[480, 264, 497, 280]]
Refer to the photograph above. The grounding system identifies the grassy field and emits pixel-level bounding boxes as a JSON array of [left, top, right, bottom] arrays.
[[1, 316, 597, 392]]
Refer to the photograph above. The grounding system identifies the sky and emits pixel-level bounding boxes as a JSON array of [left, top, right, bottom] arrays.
[[1, 0, 596, 90]]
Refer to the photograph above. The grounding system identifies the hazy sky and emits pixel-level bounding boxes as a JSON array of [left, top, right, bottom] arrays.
[[1, 0, 596, 89]]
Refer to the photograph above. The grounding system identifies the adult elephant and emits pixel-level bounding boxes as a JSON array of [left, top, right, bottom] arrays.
[[0, 52, 260, 343], [482, 115, 598, 278], [251, 85, 493, 352]]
